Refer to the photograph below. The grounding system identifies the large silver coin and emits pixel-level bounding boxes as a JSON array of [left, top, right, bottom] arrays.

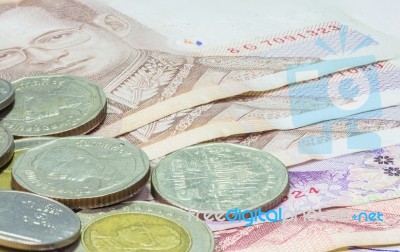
[[0, 191, 80, 251], [0, 79, 14, 111], [11, 137, 150, 209], [0, 126, 14, 169], [0, 75, 106, 137], [75, 201, 214, 252], [151, 143, 289, 219], [0, 137, 54, 191]]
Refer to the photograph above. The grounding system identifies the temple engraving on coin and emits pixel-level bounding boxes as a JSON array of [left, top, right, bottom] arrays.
[[151, 143, 289, 216]]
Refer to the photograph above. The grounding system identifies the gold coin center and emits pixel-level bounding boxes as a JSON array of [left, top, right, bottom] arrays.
[[82, 213, 192, 252]]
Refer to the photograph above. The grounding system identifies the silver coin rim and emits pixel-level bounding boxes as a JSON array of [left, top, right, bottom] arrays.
[[0, 74, 106, 137], [14, 137, 56, 150], [151, 143, 289, 213], [0, 190, 81, 250], [11, 137, 150, 202], [0, 79, 15, 111], [0, 126, 14, 169]]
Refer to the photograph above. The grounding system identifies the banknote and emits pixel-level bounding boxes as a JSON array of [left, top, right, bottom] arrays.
[[120, 105, 400, 209], [112, 61, 400, 160], [1, 1, 398, 139], [336, 245, 400, 252], [212, 105, 400, 166], [214, 198, 400, 252], [205, 143, 400, 230], [95, 21, 400, 137], [115, 131, 400, 231], [99, 20, 400, 136]]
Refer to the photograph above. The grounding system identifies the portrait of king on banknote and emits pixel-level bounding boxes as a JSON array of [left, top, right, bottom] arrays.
[[0, 0, 315, 122], [0, 0, 399, 251]]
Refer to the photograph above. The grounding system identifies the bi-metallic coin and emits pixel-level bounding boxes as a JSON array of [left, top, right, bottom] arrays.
[[78, 201, 214, 252]]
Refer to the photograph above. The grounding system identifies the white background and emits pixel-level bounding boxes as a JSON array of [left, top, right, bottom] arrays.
[[99, 0, 400, 48]]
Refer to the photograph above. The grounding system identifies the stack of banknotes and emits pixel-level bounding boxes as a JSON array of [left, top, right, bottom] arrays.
[[0, 0, 399, 251]]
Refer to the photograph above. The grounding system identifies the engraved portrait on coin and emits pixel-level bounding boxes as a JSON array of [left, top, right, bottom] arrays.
[[0, 137, 54, 190], [86, 214, 187, 251], [11, 137, 150, 208], [32, 146, 119, 194], [78, 201, 214, 252], [0, 75, 106, 137]]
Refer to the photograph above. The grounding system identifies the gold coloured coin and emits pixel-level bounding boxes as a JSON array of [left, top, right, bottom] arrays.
[[83, 213, 191, 252], [79, 201, 214, 252]]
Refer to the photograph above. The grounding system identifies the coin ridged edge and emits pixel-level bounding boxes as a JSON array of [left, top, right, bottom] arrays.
[[152, 182, 289, 221], [151, 143, 290, 220], [11, 164, 150, 209], [4, 74, 107, 138], [0, 127, 14, 169], [13, 100, 107, 139], [0, 191, 81, 251], [0, 230, 81, 251], [0, 79, 15, 111]]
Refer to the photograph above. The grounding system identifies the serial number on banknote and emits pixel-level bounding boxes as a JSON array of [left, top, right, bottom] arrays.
[[227, 24, 340, 53]]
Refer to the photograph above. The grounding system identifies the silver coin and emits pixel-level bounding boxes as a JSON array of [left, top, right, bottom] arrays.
[[0, 191, 80, 251], [151, 143, 289, 218], [0, 75, 106, 137], [11, 136, 150, 209], [14, 137, 56, 150], [0, 126, 14, 169], [0, 79, 14, 111], [0, 138, 55, 191]]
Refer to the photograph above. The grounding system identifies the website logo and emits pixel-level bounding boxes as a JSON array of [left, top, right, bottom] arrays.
[[287, 25, 382, 154]]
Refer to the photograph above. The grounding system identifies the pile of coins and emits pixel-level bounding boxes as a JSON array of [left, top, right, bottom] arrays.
[[0, 75, 289, 251], [0, 79, 15, 169]]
